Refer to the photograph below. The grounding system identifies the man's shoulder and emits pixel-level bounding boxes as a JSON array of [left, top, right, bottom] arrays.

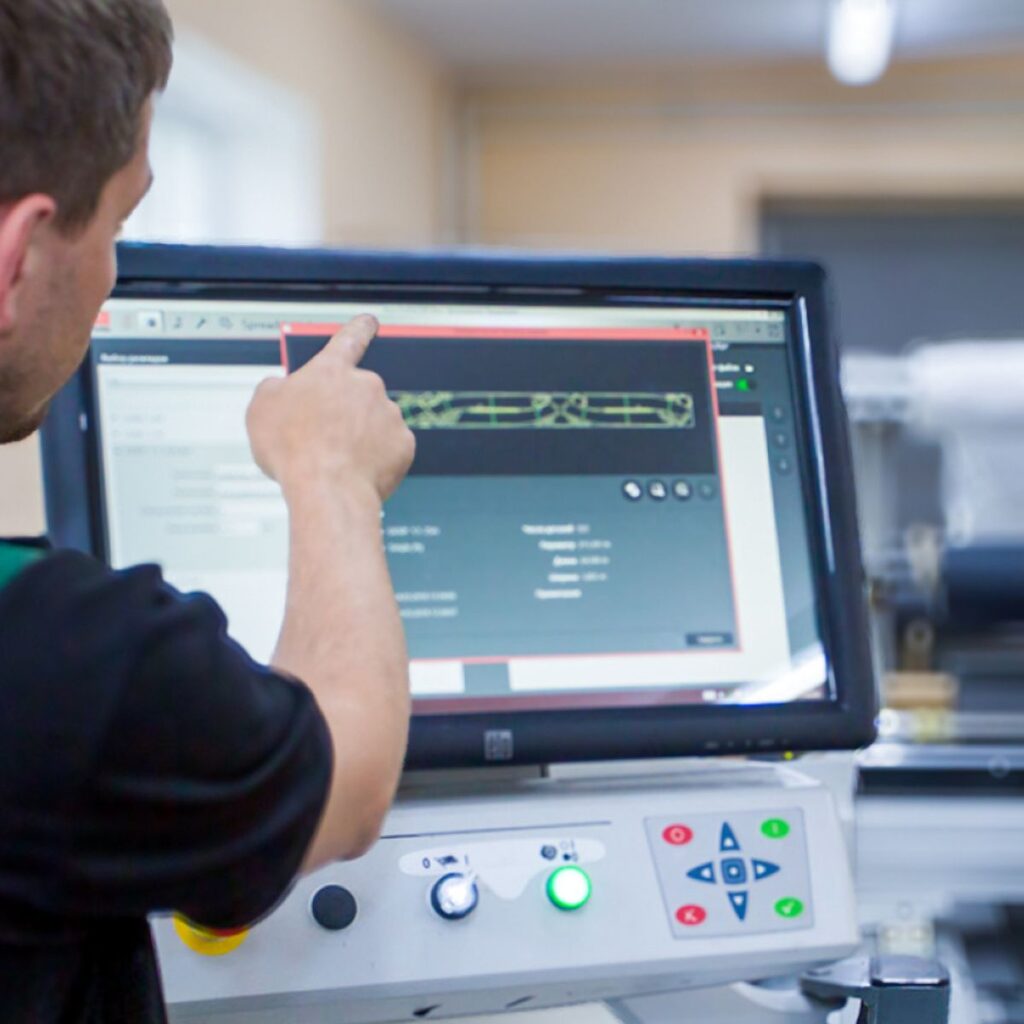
[[0, 542, 142, 587], [0, 546, 171, 634], [0, 548, 234, 771], [0, 545, 240, 689], [0, 549, 177, 801], [0, 547, 331, 941], [1, 542, 208, 601], [0, 546, 319, 776]]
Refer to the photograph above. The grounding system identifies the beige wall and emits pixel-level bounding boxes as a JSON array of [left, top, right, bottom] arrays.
[[0, 438, 44, 537], [465, 54, 1024, 254]]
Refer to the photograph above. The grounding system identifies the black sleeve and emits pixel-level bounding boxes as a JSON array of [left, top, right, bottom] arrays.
[[0, 552, 333, 931]]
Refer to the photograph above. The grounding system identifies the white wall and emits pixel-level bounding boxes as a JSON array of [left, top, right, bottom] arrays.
[[126, 31, 322, 245], [163, 0, 455, 247]]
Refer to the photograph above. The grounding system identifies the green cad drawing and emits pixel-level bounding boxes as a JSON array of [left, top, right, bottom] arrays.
[[391, 391, 696, 430]]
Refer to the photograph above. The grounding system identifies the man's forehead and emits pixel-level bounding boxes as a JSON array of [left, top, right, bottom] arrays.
[[112, 112, 155, 215], [105, 156, 150, 219]]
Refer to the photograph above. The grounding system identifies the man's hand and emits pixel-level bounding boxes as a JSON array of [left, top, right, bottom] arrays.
[[246, 315, 415, 505], [246, 314, 416, 869]]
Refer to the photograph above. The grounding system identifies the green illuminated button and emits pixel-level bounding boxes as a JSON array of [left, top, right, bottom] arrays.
[[761, 818, 791, 840], [546, 866, 592, 911], [774, 897, 805, 920]]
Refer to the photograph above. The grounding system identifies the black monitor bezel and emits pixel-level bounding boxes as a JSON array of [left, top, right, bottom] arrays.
[[40, 243, 877, 768]]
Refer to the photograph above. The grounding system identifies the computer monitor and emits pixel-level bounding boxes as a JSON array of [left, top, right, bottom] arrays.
[[41, 244, 876, 768]]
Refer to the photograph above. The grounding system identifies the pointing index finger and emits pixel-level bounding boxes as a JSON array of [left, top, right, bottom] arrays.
[[325, 314, 379, 366]]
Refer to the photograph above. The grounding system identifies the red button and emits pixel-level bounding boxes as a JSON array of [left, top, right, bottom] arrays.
[[662, 824, 694, 846], [676, 904, 707, 927]]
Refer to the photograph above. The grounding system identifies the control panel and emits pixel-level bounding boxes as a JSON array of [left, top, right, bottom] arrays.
[[155, 763, 857, 1024], [646, 809, 813, 939]]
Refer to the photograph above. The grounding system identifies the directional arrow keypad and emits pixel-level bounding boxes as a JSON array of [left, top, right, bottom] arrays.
[[646, 809, 813, 939]]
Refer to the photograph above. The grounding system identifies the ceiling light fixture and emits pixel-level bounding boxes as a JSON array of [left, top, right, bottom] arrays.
[[827, 0, 897, 86]]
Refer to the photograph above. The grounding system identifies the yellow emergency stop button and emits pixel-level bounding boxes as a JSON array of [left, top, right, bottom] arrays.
[[172, 914, 249, 956]]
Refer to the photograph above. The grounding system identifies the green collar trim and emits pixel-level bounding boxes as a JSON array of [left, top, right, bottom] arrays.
[[0, 542, 44, 591]]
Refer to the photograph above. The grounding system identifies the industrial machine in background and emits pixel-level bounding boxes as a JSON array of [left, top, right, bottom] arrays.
[[844, 340, 1024, 741], [845, 342, 1024, 1024]]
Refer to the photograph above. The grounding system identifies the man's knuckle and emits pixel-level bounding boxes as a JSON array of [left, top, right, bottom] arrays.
[[246, 387, 269, 420], [402, 427, 417, 458], [320, 359, 344, 382]]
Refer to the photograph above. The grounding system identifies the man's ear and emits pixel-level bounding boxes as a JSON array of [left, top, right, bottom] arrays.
[[0, 194, 58, 334]]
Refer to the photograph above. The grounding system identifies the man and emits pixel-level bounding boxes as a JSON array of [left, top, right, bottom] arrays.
[[0, 1, 416, 1020]]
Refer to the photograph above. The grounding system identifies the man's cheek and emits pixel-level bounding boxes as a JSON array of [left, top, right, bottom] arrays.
[[107, 240, 119, 293], [83, 250, 117, 328], [99, 241, 118, 298]]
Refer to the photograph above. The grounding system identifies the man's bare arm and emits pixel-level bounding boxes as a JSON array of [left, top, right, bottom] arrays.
[[246, 316, 415, 870]]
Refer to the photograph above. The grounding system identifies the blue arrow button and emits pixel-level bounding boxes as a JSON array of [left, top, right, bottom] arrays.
[[687, 862, 716, 884], [720, 823, 741, 852], [753, 859, 781, 881], [728, 891, 749, 921]]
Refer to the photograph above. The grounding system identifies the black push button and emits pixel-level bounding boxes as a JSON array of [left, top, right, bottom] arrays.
[[310, 885, 358, 931]]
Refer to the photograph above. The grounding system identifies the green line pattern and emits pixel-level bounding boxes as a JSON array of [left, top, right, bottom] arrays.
[[391, 391, 695, 430]]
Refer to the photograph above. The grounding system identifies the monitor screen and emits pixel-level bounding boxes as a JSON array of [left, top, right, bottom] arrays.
[[42, 246, 875, 766]]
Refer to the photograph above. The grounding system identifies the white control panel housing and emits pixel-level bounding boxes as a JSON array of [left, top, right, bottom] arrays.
[[155, 762, 858, 1023]]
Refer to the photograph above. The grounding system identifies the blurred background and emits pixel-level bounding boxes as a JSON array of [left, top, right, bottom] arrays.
[[4, 0, 1024, 494], [132, 0, 1024, 256], [4, 2, 1024, 1017], [8, 0, 1024, 528]]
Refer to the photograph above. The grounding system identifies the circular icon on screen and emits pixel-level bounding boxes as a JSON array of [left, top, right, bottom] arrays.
[[648, 480, 668, 501], [622, 480, 643, 502], [672, 480, 693, 501]]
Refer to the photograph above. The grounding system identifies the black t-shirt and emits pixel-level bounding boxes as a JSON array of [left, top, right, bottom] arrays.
[[0, 549, 333, 1023]]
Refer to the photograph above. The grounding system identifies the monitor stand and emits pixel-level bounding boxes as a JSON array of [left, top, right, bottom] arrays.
[[153, 760, 947, 1024]]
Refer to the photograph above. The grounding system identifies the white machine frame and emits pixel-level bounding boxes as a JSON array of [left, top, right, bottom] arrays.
[[156, 761, 859, 1024]]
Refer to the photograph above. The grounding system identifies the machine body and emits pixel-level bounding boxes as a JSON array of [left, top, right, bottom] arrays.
[[155, 764, 858, 1023], [36, 247, 902, 1023]]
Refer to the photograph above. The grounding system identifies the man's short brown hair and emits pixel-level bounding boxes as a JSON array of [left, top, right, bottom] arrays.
[[0, 0, 173, 231]]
